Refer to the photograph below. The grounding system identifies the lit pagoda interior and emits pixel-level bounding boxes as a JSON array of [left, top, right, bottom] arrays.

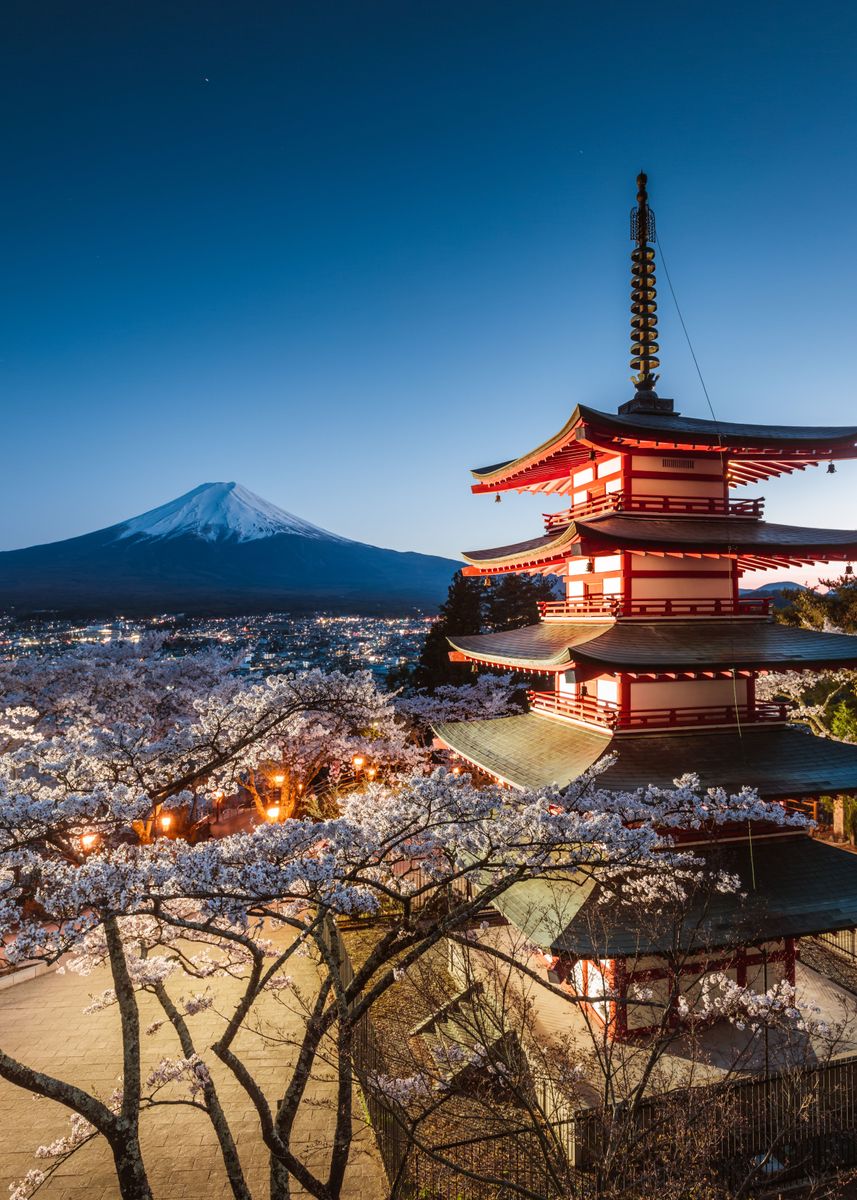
[[435, 172, 857, 1038]]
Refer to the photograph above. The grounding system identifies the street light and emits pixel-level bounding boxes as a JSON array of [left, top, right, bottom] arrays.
[[159, 813, 173, 834], [271, 773, 285, 787], [80, 832, 98, 853], [366, 766, 377, 781], [352, 755, 365, 773], [266, 804, 280, 823]]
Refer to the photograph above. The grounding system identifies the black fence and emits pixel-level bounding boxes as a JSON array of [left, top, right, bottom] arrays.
[[323, 917, 857, 1198], [820, 927, 857, 961]]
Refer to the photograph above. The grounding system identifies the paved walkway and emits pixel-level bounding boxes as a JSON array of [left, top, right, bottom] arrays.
[[0, 934, 386, 1199]]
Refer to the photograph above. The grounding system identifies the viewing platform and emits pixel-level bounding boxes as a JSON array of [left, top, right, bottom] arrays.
[[544, 492, 764, 531], [537, 595, 771, 621], [527, 689, 791, 732]]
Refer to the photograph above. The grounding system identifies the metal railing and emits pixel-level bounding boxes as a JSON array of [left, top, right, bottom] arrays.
[[544, 491, 764, 531], [538, 595, 771, 620]]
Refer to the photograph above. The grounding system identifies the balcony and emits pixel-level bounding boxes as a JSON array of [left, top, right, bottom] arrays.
[[537, 595, 771, 621], [528, 689, 791, 732], [527, 689, 619, 729], [543, 492, 764, 532]]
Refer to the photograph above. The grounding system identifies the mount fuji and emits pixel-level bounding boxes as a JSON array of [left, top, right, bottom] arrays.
[[0, 483, 459, 615]]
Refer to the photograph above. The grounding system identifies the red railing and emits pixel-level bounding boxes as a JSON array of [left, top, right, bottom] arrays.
[[528, 690, 791, 731], [544, 492, 764, 532], [537, 596, 771, 620], [617, 596, 771, 618], [618, 701, 791, 730], [537, 596, 621, 620], [527, 689, 619, 728]]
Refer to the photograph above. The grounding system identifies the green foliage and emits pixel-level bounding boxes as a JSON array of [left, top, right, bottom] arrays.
[[405, 570, 557, 691], [778, 573, 857, 633], [830, 699, 857, 743]]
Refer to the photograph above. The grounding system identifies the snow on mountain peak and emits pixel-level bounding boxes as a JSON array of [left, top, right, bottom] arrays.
[[117, 482, 346, 544]]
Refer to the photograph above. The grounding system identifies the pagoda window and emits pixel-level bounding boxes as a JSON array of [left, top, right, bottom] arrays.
[[603, 576, 622, 594], [595, 677, 619, 706], [587, 959, 613, 1026], [573, 489, 588, 505], [572, 466, 595, 487], [597, 456, 622, 479], [594, 554, 622, 572], [567, 558, 595, 577], [605, 476, 623, 494]]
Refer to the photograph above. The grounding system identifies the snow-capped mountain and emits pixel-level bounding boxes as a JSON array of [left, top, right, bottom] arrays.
[[118, 482, 346, 544], [0, 483, 458, 615]]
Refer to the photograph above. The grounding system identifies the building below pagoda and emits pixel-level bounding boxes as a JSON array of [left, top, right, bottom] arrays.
[[435, 173, 857, 1039]]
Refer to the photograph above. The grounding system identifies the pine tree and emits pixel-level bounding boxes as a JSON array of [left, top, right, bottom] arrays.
[[483, 572, 557, 631], [410, 571, 484, 689], [408, 570, 559, 690]]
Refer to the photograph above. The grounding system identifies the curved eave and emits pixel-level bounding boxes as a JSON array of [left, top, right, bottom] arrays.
[[447, 620, 857, 674], [578, 515, 857, 560], [470, 403, 857, 494], [461, 515, 857, 574], [434, 713, 857, 798], [462, 524, 582, 572], [500, 837, 857, 958], [447, 623, 612, 672]]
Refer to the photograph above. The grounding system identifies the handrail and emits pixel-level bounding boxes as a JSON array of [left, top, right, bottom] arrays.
[[528, 689, 791, 731], [538, 596, 770, 620], [544, 492, 764, 531], [527, 689, 619, 728]]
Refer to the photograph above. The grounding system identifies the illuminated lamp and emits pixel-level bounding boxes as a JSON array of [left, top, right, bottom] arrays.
[[266, 805, 280, 822]]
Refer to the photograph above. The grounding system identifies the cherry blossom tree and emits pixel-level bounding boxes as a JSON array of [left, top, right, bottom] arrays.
[[0, 642, 816, 1199]]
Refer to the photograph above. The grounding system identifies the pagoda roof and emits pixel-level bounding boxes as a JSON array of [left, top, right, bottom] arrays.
[[462, 515, 857, 573], [471, 403, 857, 493], [433, 713, 857, 797], [447, 620, 857, 673], [494, 836, 857, 957]]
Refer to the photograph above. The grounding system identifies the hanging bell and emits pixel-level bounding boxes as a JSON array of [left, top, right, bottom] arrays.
[[846, 562, 854, 576], [586, 558, 595, 573], [827, 462, 837, 474], [495, 493, 502, 503]]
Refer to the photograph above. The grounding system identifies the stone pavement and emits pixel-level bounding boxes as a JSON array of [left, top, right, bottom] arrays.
[[0, 934, 387, 1199]]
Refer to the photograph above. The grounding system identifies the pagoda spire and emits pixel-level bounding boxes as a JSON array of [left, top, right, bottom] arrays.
[[624, 170, 667, 413]]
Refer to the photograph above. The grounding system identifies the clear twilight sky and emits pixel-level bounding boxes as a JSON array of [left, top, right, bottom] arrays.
[[1, 1, 856, 582]]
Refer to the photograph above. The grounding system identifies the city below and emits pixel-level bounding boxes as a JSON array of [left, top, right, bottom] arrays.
[[0, 610, 435, 684]]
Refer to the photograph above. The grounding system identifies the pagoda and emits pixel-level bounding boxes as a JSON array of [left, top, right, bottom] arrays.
[[435, 173, 857, 1038]]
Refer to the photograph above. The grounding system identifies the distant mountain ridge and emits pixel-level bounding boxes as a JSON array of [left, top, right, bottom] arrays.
[[0, 482, 459, 616]]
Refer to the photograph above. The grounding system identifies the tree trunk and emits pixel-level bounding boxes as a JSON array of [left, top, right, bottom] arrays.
[[270, 1154, 291, 1200], [833, 795, 847, 841], [109, 1126, 154, 1200]]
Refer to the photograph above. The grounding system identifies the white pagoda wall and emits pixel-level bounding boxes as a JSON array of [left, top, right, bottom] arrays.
[[629, 677, 749, 710]]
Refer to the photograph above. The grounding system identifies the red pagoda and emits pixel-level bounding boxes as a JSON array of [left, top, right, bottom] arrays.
[[435, 173, 857, 1038]]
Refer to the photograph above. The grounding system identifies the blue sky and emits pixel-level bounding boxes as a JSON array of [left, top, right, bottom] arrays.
[[1, 0, 856, 580]]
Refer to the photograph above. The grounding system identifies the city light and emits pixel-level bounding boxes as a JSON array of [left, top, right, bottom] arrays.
[[272, 773, 285, 786], [80, 832, 98, 852], [266, 805, 280, 822], [352, 755, 365, 771], [159, 813, 173, 833]]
